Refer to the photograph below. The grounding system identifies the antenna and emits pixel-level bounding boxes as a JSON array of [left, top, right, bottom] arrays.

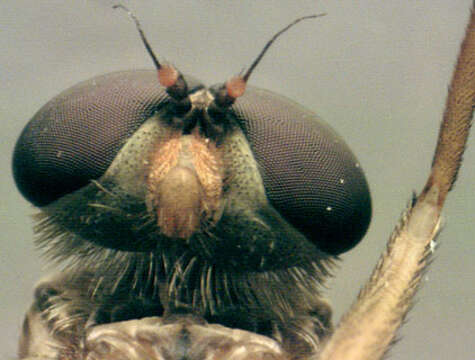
[[243, 14, 326, 82], [220, 13, 326, 105], [114, 4, 187, 99], [113, 4, 161, 70]]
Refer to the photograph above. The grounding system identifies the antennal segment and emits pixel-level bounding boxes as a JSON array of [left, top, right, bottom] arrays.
[[113, 4, 188, 100], [217, 13, 326, 106]]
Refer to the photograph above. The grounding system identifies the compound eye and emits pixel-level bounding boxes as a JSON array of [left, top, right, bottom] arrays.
[[231, 88, 372, 255], [12, 70, 176, 206]]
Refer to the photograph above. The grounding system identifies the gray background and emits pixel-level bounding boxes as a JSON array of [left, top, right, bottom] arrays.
[[1, 1, 474, 359]]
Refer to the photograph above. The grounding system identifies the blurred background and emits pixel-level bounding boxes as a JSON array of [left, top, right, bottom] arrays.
[[1, 1, 473, 359]]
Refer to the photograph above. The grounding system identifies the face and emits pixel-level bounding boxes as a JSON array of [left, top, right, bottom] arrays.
[[1, 2, 474, 360]]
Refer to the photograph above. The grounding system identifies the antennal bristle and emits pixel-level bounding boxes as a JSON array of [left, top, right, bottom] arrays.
[[243, 13, 326, 82], [113, 4, 162, 70]]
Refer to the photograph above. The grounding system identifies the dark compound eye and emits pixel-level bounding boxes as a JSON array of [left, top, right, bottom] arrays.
[[231, 88, 371, 254], [12, 70, 203, 207]]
